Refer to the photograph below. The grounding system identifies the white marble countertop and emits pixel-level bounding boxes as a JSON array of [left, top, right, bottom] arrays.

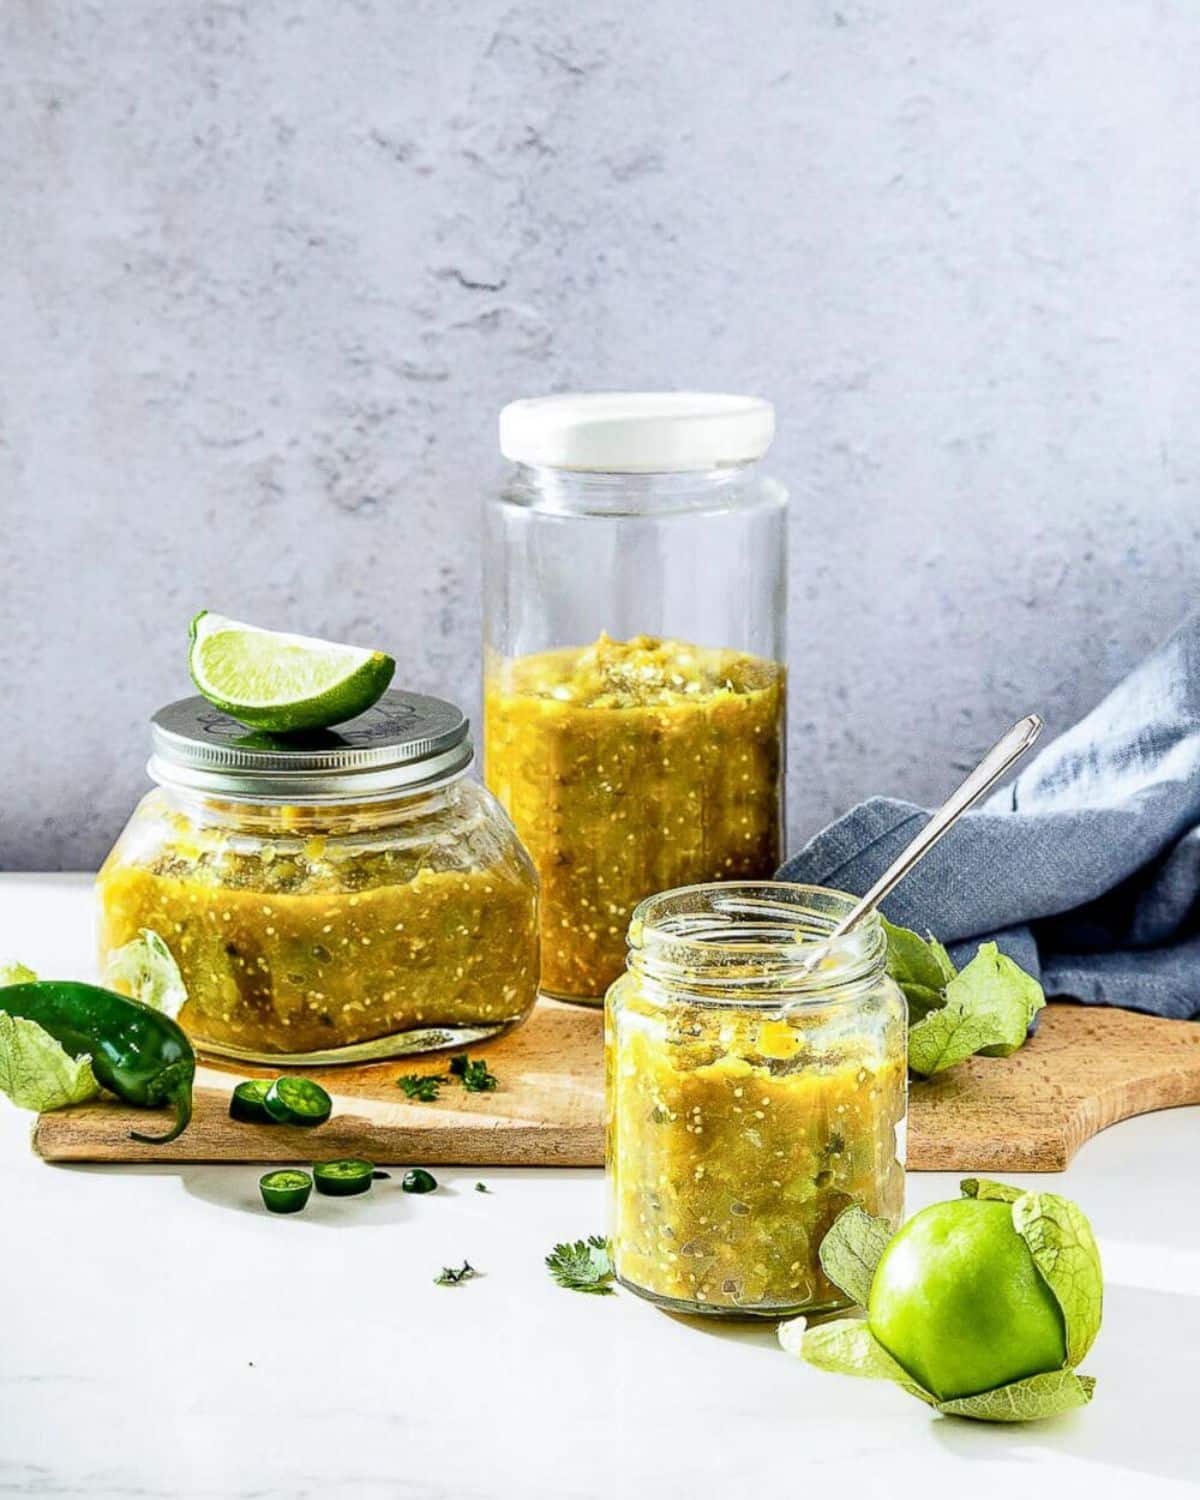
[[2, 873, 1198, 1499]]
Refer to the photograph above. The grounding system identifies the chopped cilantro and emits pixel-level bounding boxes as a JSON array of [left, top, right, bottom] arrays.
[[434, 1260, 478, 1286], [397, 1073, 442, 1102], [398, 1056, 500, 1099], [449, 1053, 499, 1093]]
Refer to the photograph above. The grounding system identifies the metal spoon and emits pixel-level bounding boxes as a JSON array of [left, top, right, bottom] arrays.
[[807, 713, 1043, 962]]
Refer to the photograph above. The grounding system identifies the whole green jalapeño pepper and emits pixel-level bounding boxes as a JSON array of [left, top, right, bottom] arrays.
[[0, 981, 195, 1143]]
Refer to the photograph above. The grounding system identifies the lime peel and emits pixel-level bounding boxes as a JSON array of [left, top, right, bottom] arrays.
[[188, 612, 395, 732]]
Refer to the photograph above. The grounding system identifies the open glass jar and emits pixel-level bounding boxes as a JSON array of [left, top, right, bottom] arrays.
[[96, 693, 539, 1063], [606, 882, 906, 1318], [484, 393, 788, 1006]]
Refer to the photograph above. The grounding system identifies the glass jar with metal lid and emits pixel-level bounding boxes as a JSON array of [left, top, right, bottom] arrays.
[[483, 392, 788, 1008], [96, 692, 540, 1062], [606, 882, 906, 1318]]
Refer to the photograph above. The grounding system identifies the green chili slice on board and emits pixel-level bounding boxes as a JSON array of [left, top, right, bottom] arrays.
[[259, 1169, 313, 1214], [229, 1080, 274, 1123], [264, 1077, 333, 1126], [0, 981, 194, 1143], [313, 1158, 374, 1197]]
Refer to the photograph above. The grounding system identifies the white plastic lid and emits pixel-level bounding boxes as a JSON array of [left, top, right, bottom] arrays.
[[498, 392, 775, 473]]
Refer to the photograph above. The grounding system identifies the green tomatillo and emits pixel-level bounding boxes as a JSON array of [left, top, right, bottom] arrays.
[[869, 1198, 1067, 1400], [780, 1180, 1103, 1423]]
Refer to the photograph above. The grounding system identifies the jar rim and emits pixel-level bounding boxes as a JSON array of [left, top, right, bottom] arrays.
[[499, 463, 791, 524], [626, 881, 887, 1002]]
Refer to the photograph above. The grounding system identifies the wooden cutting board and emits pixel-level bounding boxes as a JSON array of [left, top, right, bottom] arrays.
[[32, 999, 1200, 1172], [906, 1001, 1200, 1170], [34, 998, 605, 1168]]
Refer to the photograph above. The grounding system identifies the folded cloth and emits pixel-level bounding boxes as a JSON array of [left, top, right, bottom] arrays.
[[777, 614, 1200, 1020]]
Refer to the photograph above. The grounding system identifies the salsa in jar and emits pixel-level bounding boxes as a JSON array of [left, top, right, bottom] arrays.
[[606, 883, 906, 1317], [97, 693, 539, 1063], [484, 633, 784, 1003]]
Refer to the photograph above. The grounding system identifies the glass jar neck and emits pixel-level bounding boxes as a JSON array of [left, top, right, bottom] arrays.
[[627, 883, 887, 1004], [153, 774, 465, 837], [508, 461, 760, 517]]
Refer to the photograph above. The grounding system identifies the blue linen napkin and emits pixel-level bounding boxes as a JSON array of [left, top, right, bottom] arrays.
[[777, 614, 1200, 1020]]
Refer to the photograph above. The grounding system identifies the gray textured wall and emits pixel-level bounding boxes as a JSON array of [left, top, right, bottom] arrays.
[[1, 1, 1198, 870]]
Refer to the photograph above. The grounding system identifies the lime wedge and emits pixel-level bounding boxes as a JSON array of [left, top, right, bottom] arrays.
[[189, 612, 395, 732]]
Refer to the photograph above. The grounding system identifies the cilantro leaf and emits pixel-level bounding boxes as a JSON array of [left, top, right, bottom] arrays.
[[546, 1235, 615, 1295], [449, 1054, 499, 1093], [397, 1074, 442, 1102], [0, 1011, 101, 1111], [434, 1260, 478, 1286], [908, 943, 1045, 1077], [104, 928, 187, 1018]]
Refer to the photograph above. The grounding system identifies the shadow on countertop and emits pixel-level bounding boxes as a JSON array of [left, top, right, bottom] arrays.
[[933, 1281, 1200, 1487], [46, 1158, 463, 1227]]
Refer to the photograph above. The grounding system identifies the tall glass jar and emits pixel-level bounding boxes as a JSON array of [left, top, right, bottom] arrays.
[[484, 393, 788, 1005], [97, 693, 539, 1063], [606, 882, 906, 1318]]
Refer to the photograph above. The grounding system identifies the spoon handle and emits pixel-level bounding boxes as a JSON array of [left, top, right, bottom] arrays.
[[826, 713, 1043, 942]]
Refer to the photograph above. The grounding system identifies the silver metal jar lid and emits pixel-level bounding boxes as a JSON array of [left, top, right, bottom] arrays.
[[148, 692, 473, 803]]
